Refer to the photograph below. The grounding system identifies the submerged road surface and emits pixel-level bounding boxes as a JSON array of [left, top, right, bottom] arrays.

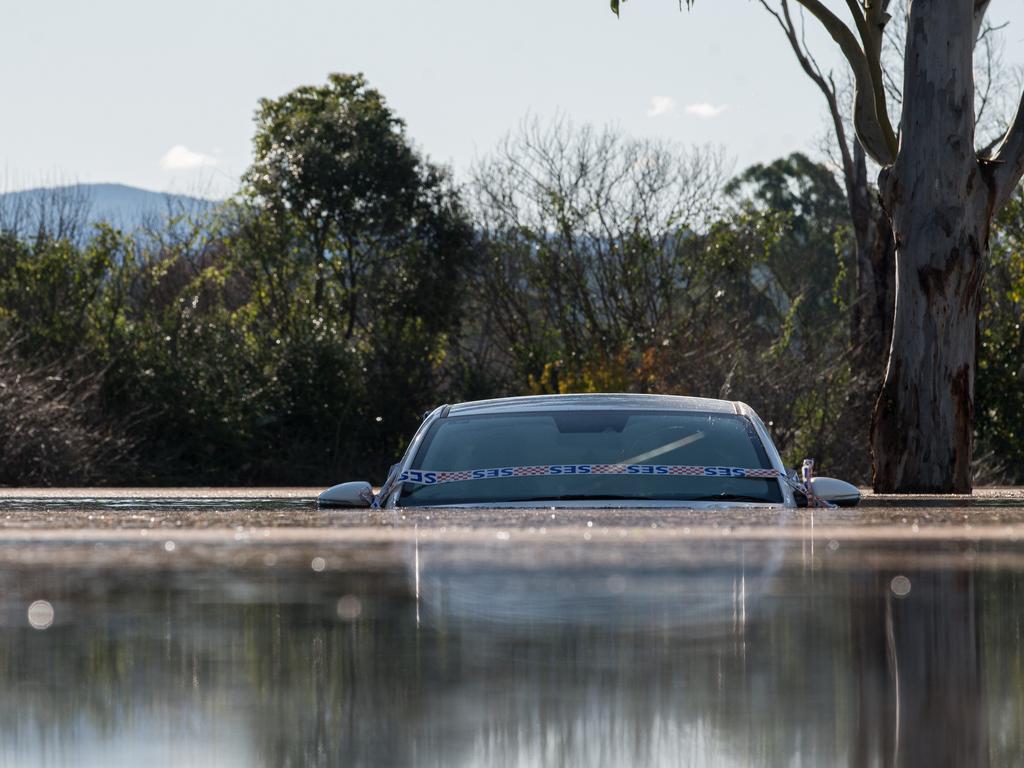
[[1, 489, 1023, 767]]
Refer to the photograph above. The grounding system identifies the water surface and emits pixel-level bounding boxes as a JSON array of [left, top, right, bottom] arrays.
[[0, 491, 1022, 767]]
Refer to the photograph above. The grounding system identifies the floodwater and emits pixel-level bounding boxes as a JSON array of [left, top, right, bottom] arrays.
[[1, 490, 1024, 767]]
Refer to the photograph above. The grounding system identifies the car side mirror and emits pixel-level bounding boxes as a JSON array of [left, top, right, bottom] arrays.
[[318, 481, 374, 508], [808, 477, 860, 507]]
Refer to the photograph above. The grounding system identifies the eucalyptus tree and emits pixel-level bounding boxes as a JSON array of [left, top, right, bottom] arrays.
[[613, 0, 1024, 492], [752, 1, 1015, 384], [753, 0, 894, 383]]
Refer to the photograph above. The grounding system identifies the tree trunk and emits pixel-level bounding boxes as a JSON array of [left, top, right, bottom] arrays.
[[849, 568, 987, 767], [867, 209, 896, 374], [842, 143, 895, 483], [849, 141, 895, 382], [872, 0, 991, 493], [889, 570, 988, 767]]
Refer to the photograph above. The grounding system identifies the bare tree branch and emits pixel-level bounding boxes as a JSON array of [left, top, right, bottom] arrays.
[[975, 27, 996, 130], [988, 90, 1024, 211], [973, 0, 992, 43], [759, 0, 856, 194], [856, 0, 897, 162], [791, 0, 896, 164]]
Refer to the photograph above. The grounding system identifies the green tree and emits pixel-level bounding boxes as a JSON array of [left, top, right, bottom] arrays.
[[0, 227, 124, 361], [0, 71, 477, 485], [238, 73, 477, 481], [726, 153, 871, 478], [612, 0, 1024, 493], [244, 73, 421, 327], [976, 188, 1024, 482], [725, 152, 850, 335]]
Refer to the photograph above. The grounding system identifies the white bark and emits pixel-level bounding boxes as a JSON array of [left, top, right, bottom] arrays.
[[872, 0, 988, 492]]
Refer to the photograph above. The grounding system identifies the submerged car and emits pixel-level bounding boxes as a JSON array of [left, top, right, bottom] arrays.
[[318, 394, 860, 509]]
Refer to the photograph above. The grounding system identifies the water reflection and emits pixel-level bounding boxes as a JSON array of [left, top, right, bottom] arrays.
[[0, 542, 1021, 767]]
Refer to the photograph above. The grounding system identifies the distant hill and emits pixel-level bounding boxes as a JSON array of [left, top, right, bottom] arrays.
[[0, 183, 222, 239]]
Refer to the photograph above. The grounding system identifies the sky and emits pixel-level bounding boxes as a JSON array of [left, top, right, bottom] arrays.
[[3, 0, 1024, 198]]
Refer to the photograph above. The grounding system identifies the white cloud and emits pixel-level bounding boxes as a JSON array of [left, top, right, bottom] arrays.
[[159, 144, 218, 171], [685, 102, 728, 119], [646, 96, 676, 118]]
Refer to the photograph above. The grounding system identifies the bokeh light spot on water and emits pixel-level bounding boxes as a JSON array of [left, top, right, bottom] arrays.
[[606, 575, 626, 594], [163, 541, 176, 552], [828, 540, 840, 552], [27, 600, 54, 630], [890, 575, 912, 598], [336, 595, 362, 620], [311, 557, 327, 572]]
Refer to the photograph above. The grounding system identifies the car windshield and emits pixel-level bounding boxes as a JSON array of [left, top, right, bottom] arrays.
[[398, 409, 783, 506]]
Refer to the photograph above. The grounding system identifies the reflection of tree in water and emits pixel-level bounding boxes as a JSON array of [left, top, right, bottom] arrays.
[[0, 569, 417, 765], [889, 570, 986, 767], [980, 565, 1024, 767], [849, 569, 985, 768], [0, 554, 1020, 767]]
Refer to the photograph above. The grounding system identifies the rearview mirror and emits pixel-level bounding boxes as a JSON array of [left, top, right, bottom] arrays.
[[318, 481, 374, 508], [808, 477, 860, 507]]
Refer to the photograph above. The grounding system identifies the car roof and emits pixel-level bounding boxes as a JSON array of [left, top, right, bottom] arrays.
[[446, 393, 747, 417]]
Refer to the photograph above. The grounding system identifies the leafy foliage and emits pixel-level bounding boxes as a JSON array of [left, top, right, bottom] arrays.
[[0, 74, 475, 485], [976, 189, 1024, 482], [4, 78, 1024, 487]]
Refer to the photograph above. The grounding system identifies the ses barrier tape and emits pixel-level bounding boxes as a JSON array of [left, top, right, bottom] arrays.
[[399, 464, 781, 486]]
